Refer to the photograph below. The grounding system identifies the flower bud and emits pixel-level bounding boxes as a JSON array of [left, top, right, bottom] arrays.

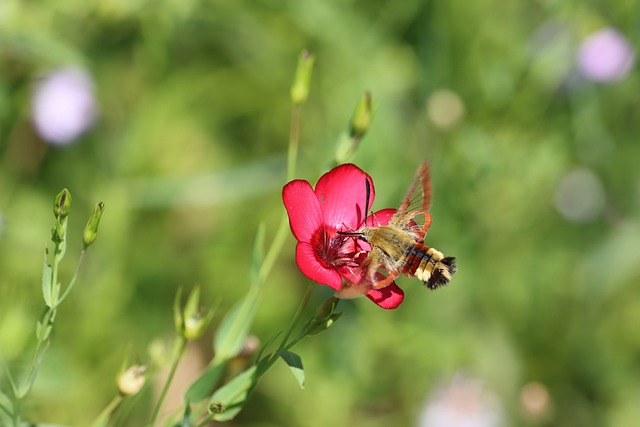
[[290, 50, 315, 106], [117, 364, 147, 397], [53, 188, 72, 219], [174, 286, 214, 341], [350, 91, 373, 139], [303, 297, 342, 336], [209, 401, 224, 414], [82, 201, 104, 248]]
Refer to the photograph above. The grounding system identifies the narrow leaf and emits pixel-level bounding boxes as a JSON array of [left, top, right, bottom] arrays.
[[209, 365, 259, 422], [185, 361, 227, 402], [213, 286, 260, 363], [0, 390, 13, 424], [42, 250, 53, 308], [255, 330, 284, 363], [181, 402, 192, 427], [277, 350, 305, 389]]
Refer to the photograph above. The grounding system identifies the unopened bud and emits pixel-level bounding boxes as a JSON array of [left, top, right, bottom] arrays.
[[175, 286, 214, 341], [82, 201, 104, 248], [304, 297, 342, 336], [117, 364, 147, 396], [350, 91, 373, 139], [53, 188, 72, 219], [184, 311, 213, 341], [209, 401, 224, 414], [290, 50, 315, 106]]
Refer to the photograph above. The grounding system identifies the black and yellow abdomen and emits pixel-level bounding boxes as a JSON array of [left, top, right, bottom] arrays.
[[402, 243, 456, 289]]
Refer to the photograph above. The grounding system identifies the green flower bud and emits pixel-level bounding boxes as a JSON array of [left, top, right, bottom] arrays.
[[290, 50, 315, 106], [174, 286, 214, 341], [53, 188, 72, 219], [350, 91, 373, 139], [209, 401, 224, 414], [117, 364, 147, 397], [82, 201, 104, 248], [303, 297, 342, 336]]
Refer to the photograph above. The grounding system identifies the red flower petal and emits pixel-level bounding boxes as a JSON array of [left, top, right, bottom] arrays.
[[366, 282, 405, 309], [365, 208, 397, 227], [283, 180, 323, 242], [315, 164, 374, 230], [295, 242, 343, 290]]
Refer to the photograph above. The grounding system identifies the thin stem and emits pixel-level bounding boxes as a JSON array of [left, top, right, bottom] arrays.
[[90, 394, 124, 427], [57, 248, 86, 306], [257, 216, 288, 284], [287, 106, 301, 181], [278, 283, 313, 351], [150, 337, 187, 427], [17, 327, 50, 398], [258, 102, 302, 286]]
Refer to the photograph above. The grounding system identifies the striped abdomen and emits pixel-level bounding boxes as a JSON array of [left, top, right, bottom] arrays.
[[402, 243, 457, 289]]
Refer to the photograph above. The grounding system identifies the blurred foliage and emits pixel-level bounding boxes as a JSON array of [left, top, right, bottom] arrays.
[[1, 0, 640, 426]]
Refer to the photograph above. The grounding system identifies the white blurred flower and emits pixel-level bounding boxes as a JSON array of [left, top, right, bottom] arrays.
[[426, 89, 465, 130], [31, 67, 97, 145], [520, 381, 551, 418], [577, 28, 635, 82], [554, 168, 606, 223], [418, 375, 504, 427]]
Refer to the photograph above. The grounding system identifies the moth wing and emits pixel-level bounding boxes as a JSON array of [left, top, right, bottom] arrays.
[[397, 161, 431, 214], [390, 161, 432, 234]]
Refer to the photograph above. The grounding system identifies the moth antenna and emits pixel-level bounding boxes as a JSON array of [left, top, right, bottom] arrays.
[[364, 177, 371, 225]]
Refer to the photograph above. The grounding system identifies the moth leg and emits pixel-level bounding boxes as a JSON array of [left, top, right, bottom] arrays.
[[371, 270, 400, 289]]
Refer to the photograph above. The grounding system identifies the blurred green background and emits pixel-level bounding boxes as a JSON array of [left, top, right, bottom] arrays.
[[1, 0, 640, 426]]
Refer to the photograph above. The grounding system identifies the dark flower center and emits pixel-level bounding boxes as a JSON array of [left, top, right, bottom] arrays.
[[310, 225, 364, 269]]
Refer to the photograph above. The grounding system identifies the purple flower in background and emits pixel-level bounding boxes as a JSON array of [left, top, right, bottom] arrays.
[[32, 67, 97, 145], [577, 28, 635, 82]]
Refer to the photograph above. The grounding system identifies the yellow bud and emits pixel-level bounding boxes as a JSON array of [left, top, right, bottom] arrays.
[[117, 364, 147, 397]]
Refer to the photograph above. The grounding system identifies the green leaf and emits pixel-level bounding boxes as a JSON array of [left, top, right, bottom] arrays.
[[184, 361, 227, 402], [250, 223, 266, 284], [42, 249, 53, 308], [209, 365, 259, 422], [0, 390, 14, 425], [306, 312, 343, 336], [180, 402, 192, 427], [277, 350, 305, 389], [255, 330, 284, 363], [213, 285, 260, 363]]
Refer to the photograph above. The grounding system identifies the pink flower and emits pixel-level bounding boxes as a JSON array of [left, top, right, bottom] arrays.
[[283, 164, 404, 309], [31, 67, 97, 145], [577, 28, 635, 82]]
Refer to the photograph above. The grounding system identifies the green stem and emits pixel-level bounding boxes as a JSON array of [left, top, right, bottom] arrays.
[[57, 248, 86, 306], [287, 106, 300, 182], [16, 326, 50, 399], [278, 284, 313, 351], [90, 394, 124, 427], [258, 102, 302, 286], [257, 216, 288, 284], [150, 337, 187, 427]]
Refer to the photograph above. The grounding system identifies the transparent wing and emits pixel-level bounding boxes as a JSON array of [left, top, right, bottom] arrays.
[[389, 161, 432, 233], [397, 161, 431, 214]]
